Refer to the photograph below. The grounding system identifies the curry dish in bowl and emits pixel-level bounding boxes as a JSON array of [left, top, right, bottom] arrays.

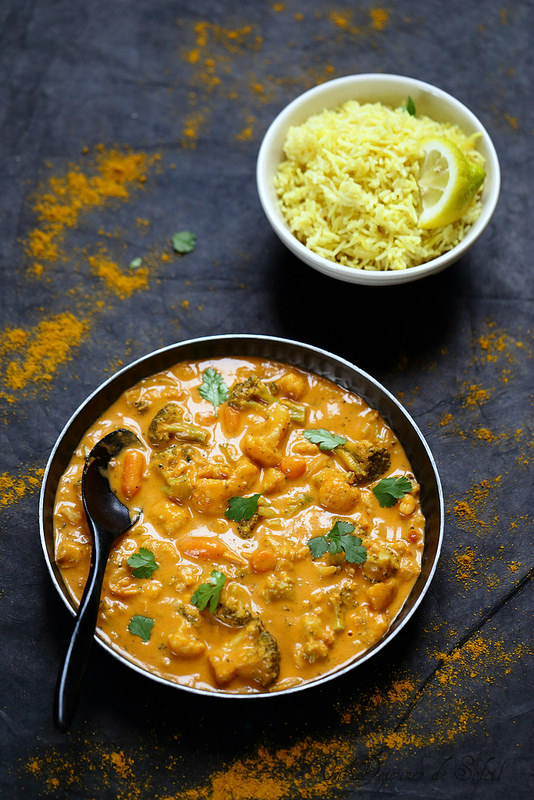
[[51, 349, 428, 695]]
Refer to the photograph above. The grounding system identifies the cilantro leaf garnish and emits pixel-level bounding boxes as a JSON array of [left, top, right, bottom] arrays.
[[404, 96, 416, 116], [373, 476, 413, 508], [303, 429, 347, 451], [225, 493, 262, 522], [171, 230, 196, 254], [127, 547, 159, 579], [128, 614, 154, 642], [191, 569, 226, 613], [198, 367, 229, 416], [308, 520, 367, 564]]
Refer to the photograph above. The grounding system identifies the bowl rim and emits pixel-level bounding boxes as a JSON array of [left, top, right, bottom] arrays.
[[256, 72, 501, 286], [40, 333, 444, 699]]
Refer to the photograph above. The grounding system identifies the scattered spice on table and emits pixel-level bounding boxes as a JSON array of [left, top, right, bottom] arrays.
[[88, 249, 149, 298], [0, 467, 43, 508], [24, 146, 160, 277], [0, 312, 89, 399]]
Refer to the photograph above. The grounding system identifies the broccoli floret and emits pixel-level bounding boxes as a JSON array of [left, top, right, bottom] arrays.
[[149, 402, 209, 446], [152, 444, 195, 501], [208, 618, 280, 688], [279, 399, 307, 425], [336, 440, 390, 484], [175, 602, 203, 627], [326, 581, 359, 631], [215, 582, 253, 627], [263, 571, 295, 601], [236, 512, 259, 539], [227, 374, 278, 411]]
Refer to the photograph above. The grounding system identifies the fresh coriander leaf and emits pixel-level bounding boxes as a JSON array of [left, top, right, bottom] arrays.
[[303, 428, 347, 451], [198, 367, 229, 416], [326, 520, 356, 553], [373, 476, 413, 508], [340, 533, 367, 564], [307, 520, 367, 564], [307, 535, 330, 559], [129, 257, 142, 269], [191, 569, 226, 613], [128, 614, 154, 642], [225, 493, 262, 522], [171, 230, 196, 254], [127, 547, 159, 579], [404, 96, 416, 116]]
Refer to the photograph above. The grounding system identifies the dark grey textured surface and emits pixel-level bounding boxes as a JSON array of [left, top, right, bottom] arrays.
[[1, 1, 532, 798]]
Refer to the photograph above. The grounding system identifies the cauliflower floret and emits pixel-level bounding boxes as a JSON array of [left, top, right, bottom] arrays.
[[276, 371, 307, 400], [366, 579, 398, 612], [314, 467, 361, 514], [242, 403, 291, 468], [208, 619, 280, 688], [263, 570, 295, 601], [215, 582, 253, 627], [55, 539, 85, 567], [190, 456, 259, 516], [294, 613, 334, 666], [362, 542, 400, 582], [152, 499, 190, 535], [167, 616, 206, 658]]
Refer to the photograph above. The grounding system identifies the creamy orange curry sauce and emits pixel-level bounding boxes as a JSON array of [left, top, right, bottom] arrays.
[[54, 357, 424, 694]]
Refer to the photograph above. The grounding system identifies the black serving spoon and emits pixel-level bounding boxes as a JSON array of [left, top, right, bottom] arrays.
[[54, 428, 142, 732]]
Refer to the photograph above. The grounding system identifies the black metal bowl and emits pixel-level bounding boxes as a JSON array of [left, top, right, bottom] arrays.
[[40, 334, 444, 698]]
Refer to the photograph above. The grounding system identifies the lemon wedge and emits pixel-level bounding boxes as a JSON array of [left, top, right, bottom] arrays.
[[418, 137, 486, 229]]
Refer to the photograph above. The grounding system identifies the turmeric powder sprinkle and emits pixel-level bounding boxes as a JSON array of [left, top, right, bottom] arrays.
[[0, 312, 89, 396], [24, 146, 159, 276]]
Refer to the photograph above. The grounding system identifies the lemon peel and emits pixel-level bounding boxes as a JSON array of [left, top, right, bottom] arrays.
[[418, 137, 485, 229]]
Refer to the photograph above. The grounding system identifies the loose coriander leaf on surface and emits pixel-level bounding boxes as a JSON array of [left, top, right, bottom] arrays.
[[303, 428, 347, 451], [198, 367, 229, 415], [191, 569, 226, 613], [128, 614, 154, 642], [373, 476, 413, 508], [225, 493, 262, 522], [127, 547, 159, 579], [171, 230, 196, 254]]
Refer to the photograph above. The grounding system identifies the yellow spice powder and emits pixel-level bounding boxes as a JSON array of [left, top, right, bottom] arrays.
[[0, 312, 89, 394]]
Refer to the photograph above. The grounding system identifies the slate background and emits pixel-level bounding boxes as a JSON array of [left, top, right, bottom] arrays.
[[1, 1, 532, 798]]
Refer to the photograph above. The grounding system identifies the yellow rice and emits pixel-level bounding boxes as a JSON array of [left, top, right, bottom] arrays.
[[274, 100, 485, 271]]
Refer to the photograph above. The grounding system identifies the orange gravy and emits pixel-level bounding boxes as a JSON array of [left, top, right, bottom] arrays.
[[54, 357, 424, 694]]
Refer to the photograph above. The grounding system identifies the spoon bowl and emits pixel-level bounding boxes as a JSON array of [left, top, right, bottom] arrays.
[[54, 428, 142, 731]]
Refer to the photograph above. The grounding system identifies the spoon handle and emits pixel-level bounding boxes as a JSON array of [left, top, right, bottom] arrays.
[[54, 529, 109, 732]]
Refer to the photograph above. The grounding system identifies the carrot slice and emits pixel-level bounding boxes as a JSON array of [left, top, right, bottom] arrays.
[[121, 449, 145, 499]]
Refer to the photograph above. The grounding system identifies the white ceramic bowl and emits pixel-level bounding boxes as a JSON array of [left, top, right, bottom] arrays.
[[257, 73, 500, 286]]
